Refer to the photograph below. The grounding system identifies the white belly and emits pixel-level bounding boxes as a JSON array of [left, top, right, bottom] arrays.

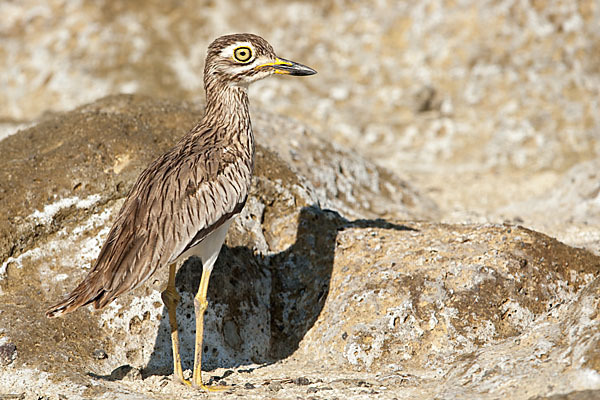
[[175, 218, 233, 272]]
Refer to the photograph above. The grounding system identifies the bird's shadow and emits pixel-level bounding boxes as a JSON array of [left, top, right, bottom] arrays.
[[141, 205, 415, 378]]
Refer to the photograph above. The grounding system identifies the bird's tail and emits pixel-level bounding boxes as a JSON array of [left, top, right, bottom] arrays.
[[45, 271, 107, 318]]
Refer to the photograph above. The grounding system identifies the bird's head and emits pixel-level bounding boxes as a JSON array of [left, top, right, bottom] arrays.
[[204, 33, 316, 87]]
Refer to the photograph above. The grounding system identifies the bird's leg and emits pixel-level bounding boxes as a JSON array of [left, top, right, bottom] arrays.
[[191, 267, 225, 391], [161, 263, 190, 386]]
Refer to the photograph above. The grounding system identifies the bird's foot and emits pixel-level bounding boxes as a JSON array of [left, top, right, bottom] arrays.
[[174, 375, 192, 387], [193, 381, 227, 392], [175, 373, 226, 391]]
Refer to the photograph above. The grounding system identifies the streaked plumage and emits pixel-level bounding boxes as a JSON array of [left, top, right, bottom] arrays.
[[46, 33, 316, 390]]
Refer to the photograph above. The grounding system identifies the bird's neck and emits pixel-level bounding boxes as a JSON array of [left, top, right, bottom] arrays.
[[203, 82, 253, 145], [196, 81, 255, 174]]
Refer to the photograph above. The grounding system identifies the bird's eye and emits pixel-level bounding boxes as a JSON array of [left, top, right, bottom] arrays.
[[233, 46, 253, 63]]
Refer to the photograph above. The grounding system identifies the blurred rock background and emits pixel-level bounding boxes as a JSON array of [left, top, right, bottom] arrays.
[[2, 0, 599, 252], [1, 1, 599, 399]]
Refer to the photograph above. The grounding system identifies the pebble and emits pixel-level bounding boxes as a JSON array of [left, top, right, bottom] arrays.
[[268, 382, 283, 392], [294, 376, 311, 385], [0, 394, 24, 400], [110, 364, 142, 382], [0, 343, 17, 366], [93, 348, 108, 360]]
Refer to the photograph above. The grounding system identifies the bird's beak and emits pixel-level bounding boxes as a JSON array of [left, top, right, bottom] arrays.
[[256, 58, 317, 76]]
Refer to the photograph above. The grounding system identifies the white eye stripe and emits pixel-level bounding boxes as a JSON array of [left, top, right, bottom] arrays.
[[219, 42, 254, 59]]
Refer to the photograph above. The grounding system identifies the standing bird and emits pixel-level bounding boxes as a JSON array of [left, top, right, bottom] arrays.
[[46, 33, 316, 390]]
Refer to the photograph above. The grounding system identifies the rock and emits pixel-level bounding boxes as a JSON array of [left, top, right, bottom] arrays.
[[0, 95, 598, 400], [2, 2, 599, 399], [109, 364, 142, 382], [294, 376, 311, 386], [2, 1, 598, 238], [0, 342, 17, 366], [92, 349, 108, 360], [0, 95, 432, 272], [0, 394, 25, 400], [2, 1, 598, 183], [297, 223, 600, 396], [0, 95, 435, 397], [499, 159, 600, 254], [252, 111, 439, 221], [530, 390, 600, 400]]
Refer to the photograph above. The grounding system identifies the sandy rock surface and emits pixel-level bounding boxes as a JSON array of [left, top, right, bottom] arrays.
[[1, 1, 599, 399], [0, 95, 599, 399], [0, 95, 432, 399]]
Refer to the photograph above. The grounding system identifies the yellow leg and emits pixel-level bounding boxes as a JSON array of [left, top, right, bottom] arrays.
[[161, 263, 190, 387], [192, 268, 225, 391]]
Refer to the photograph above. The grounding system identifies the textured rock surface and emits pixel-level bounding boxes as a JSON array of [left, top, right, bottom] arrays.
[[0, 95, 434, 269], [0, 95, 432, 398], [498, 159, 600, 251], [0, 95, 599, 399], [1, 0, 599, 241], [298, 223, 600, 398], [1, 1, 600, 398]]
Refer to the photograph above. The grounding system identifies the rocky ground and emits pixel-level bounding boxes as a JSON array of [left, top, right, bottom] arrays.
[[1, 1, 599, 399]]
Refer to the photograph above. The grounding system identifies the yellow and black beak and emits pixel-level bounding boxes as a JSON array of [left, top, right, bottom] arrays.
[[256, 58, 317, 76]]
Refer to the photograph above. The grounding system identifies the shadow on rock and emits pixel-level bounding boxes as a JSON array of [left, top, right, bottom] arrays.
[[144, 205, 415, 377], [88, 364, 142, 382]]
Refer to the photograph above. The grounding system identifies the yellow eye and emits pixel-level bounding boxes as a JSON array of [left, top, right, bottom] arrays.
[[233, 46, 252, 63]]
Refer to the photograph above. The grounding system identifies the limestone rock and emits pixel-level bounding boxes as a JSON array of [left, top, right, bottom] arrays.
[[298, 223, 600, 397], [0, 95, 432, 271], [2, 1, 599, 398], [252, 111, 439, 221], [498, 158, 600, 253], [0, 342, 17, 366], [0, 95, 436, 398], [2, 1, 599, 219], [0, 96, 598, 399]]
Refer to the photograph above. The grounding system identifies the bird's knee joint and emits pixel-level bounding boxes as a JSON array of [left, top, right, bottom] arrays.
[[194, 297, 208, 314], [161, 289, 181, 307]]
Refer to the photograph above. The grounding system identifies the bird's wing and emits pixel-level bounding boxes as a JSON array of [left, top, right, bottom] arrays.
[[46, 136, 252, 316]]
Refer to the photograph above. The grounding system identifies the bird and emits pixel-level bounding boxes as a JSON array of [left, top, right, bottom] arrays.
[[46, 33, 316, 391]]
